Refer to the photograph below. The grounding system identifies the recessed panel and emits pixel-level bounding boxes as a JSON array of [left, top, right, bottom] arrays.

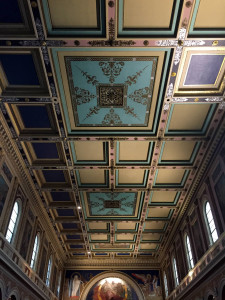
[[116, 234, 135, 241], [123, 0, 173, 28], [117, 169, 147, 185], [90, 234, 109, 241], [155, 169, 187, 186], [48, 0, 98, 28], [0, 54, 39, 85], [42, 0, 106, 37], [82, 192, 143, 220], [142, 233, 161, 241], [150, 191, 178, 204], [140, 243, 157, 250], [76, 169, 105, 184], [144, 221, 166, 231], [116, 222, 137, 231], [167, 104, 213, 133], [52, 48, 170, 135], [174, 49, 225, 96], [147, 207, 172, 219], [160, 141, 198, 163], [71, 141, 108, 165], [116, 141, 152, 165], [185, 55, 224, 86], [189, 0, 225, 36], [118, 0, 181, 36], [88, 222, 108, 231]]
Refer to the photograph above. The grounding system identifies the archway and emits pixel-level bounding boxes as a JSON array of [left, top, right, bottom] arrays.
[[80, 271, 145, 300]]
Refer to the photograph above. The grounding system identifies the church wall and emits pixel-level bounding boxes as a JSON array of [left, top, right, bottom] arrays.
[[0, 149, 64, 299], [162, 138, 225, 300]]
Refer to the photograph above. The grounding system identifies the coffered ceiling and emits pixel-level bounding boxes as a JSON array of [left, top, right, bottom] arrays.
[[0, 0, 225, 264]]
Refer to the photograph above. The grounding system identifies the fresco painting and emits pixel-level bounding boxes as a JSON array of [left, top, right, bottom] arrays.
[[63, 270, 162, 300]]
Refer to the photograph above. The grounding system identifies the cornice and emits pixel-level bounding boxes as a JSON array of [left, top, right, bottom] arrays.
[[65, 258, 160, 269], [0, 112, 66, 263], [159, 115, 225, 263]]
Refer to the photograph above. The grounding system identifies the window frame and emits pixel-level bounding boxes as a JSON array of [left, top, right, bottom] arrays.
[[203, 200, 218, 245], [164, 271, 169, 298], [46, 255, 52, 287], [184, 233, 194, 270], [57, 271, 62, 297], [172, 256, 179, 287], [30, 233, 40, 270], [5, 200, 21, 244]]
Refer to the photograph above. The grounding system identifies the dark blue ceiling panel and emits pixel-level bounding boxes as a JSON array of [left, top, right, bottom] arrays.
[[0, 54, 39, 85], [57, 209, 74, 216], [0, 0, 22, 23], [185, 55, 225, 85], [51, 192, 71, 202], [18, 106, 51, 128], [43, 170, 65, 182], [32, 143, 59, 159], [62, 223, 78, 229], [67, 235, 81, 239], [70, 245, 83, 249]]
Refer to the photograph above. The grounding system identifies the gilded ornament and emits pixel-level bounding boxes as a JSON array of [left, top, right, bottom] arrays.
[[108, 1, 114, 7], [5, 41, 11, 46], [99, 61, 124, 83], [194, 98, 199, 102], [143, 40, 149, 46], [171, 72, 176, 77], [185, 1, 192, 8], [178, 40, 184, 46], [212, 40, 218, 46], [31, 1, 37, 7], [74, 40, 80, 46], [47, 72, 52, 77]]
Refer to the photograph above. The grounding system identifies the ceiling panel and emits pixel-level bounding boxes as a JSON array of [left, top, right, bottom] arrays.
[[1, 0, 224, 262]]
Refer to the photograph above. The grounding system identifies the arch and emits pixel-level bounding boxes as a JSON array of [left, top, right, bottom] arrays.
[[203, 199, 218, 245], [57, 270, 62, 297], [80, 271, 145, 300], [172, 256, 179, 287], [30, 233, 40, 270], [0, 279, 6, 300], [163, 271, 168, 298], [45, 255, 52, 287], [204, 288, 217, 300], [5, 199, 21, 244], [8, 287, 20, 300], [218, 277, 225, 300], [184, 233, 194, 270]]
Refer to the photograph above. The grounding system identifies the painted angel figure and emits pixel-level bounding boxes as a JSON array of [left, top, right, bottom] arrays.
[[132, 273, 153, 296], [69, 274, 83, 298]]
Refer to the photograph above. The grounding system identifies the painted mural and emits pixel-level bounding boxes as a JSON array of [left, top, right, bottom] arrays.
[[86, 277, 139, 300], [63, 270, 162, 300]]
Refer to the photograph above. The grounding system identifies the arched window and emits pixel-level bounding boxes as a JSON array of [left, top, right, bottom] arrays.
[[185, 234, 194, 270], [173, 257, 179, 287], [46, 256, 52, 287], [5, 201, 20, 243], [204, 201, 218, 244], [57, 271, 62, 297], [30, 234, 40, 269], [164, 272, 168, 298]]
